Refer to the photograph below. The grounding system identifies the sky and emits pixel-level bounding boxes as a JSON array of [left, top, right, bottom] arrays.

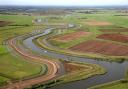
[[0, 0, 128, 6]]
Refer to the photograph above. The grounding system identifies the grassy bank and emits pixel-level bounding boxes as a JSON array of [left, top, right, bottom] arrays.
[[28, 61, 106, 89], [89, 70, 128, 89], [89, 80, 128, 89], [33, 34, 128, 62], [0, 76, 9, 86], [0, 15, 47, 86], [0, 45, 47, 84]]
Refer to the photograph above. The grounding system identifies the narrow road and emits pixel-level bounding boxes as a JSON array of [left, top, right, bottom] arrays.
[[3, 37, 60, 89]]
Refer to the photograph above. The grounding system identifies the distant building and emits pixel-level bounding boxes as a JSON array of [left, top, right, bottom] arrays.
[[68, 23, 74, 28], [35, 18, 42, 23]]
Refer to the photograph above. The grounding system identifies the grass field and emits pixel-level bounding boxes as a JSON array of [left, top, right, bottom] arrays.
[[45, 10, 128, 61], [99, 83, 128, 89], [0, 15, 47, 85], [0, 76, 9, 86], [48, 12, 128, 48], [89, 80, 128, 89], [0, 9, 128, 88], [0, 15, 34, 25], [0, 44, 47, 85], [48, 29, 100, 49]]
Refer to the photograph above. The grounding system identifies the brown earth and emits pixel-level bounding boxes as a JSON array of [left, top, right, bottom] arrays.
[[97, 33, 128, 43], [63, 62, 87, 73], [99, 28, 128, 32], [56, 31, 90, 42], [0, 21, 11, 27], [70, 40, 128, 56], [84, 20, 112, 26]]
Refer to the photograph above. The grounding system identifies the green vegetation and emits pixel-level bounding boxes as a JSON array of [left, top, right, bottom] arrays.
[[89, 80, 128, 89], [0, 76, 9, 86], [89, 69, 128, 89], [34, 32, 128, 62], [29, 61, 106, 89], [0, 44, 47, 85], [48, 12, 128, 49], [59, 63, 105, 83], [0, 9, 128, 88], [0, 15, 34, 25], [49, 29, 100, 49], [0, 15, 47, 85], [37, 10, 128, 61]]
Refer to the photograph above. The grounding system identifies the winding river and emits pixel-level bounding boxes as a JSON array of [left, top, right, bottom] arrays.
[[23, 28, 128, 89]]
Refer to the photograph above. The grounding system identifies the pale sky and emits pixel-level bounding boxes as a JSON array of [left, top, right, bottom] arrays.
[[0, 0, 128, 6]]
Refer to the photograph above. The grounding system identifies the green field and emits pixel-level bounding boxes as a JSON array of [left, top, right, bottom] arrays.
[[0, 15, 34, 25], [39, 10, 128, 61], [100, 83, 128, 89], [48, 11, 128, 49], [0, 9, 128, 88], [89, 80, 128, 89], [0, 15, 47, 85]]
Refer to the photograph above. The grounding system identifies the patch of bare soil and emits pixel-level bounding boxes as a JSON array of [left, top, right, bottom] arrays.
[[70, 40, 128, 56], [63, 61, 88, 73], [97, 33, 128, 43], [0, 21, 11, 27], [85, 20, 112, 26], [56, 31, 90, 42]]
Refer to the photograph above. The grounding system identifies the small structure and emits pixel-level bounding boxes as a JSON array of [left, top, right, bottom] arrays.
[[35, 18, 42, 23], [68, 23, 74, 28]]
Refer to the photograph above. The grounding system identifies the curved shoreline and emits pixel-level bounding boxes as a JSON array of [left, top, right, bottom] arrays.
[[3, 34, 60, 89], [38, 33, 128, 62], [23, 28, 128, 89]]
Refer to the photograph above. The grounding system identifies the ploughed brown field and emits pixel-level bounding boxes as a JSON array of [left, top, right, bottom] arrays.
[[97, 34, 128, 43], [63, 62, 88, 73], [0, 21, 11, 27], [99, 28, 128, 32], [55, 31, 90, 42], [70, 40, 128, 56], [84, 20, 112, 26]]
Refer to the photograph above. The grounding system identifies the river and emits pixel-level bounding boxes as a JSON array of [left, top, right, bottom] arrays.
[[23, 28, 128, 89]]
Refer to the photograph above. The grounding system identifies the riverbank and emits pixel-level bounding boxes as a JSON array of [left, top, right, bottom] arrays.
[[21, 29, 106, 89], [25, 28, 128, 89], [29, 61, 106, 89], [34, 34, 128, 62], [89, 79, 128, 89]]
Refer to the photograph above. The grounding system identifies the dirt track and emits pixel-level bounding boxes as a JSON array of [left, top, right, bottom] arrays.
[[3, 38, 59, 89]]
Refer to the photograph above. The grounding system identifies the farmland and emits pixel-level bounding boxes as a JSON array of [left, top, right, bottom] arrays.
[[0, 6, 128, 89], [97, 33, 128, 43], [46, 9, 128, 60], [70, 40, 128, 56], [0, 21, 11, 27], [31, 8, 128, 88], [84, 20, 112, 26], [53, 31, 90, 42], [0, 15, 47, 86]]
